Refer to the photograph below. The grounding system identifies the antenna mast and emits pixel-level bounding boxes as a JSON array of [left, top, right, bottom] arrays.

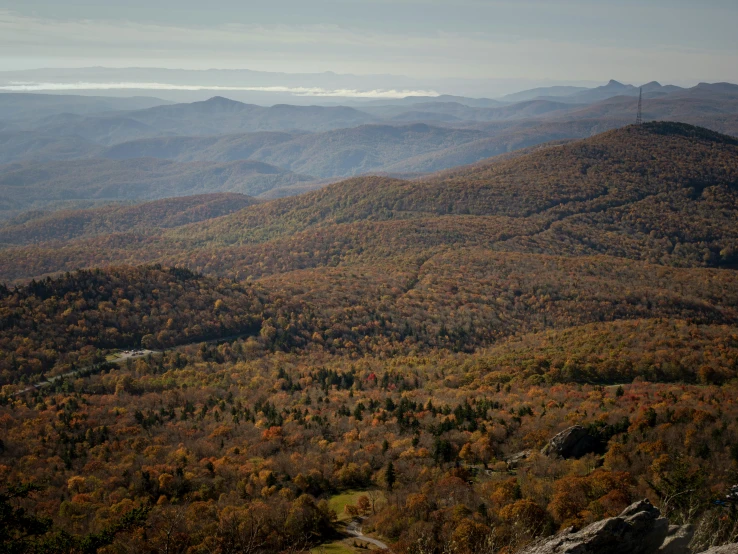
[[636, 87, 643, 125]]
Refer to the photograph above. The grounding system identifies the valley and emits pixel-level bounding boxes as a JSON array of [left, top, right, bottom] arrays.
[[2, 82, 738, 222], [2, 88, 738, 553]]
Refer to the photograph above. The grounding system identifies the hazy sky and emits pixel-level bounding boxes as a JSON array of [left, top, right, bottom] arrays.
[[2, 0, 737, 84]]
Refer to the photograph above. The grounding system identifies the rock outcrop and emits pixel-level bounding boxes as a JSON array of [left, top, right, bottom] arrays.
[[520, 499, 736, 554], [696, 546, 738, 554], [506, 449, 532, 469], [521, 499, 667, 554], [659, 524, 694, 554], [541, 425, 599, 459]]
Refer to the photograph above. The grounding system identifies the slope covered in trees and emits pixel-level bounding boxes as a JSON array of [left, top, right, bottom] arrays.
[[2, 122, 737, 281], [98, 124, 489, 178], [0, 193, 259, 245], [2, 320, 738, 553], [0, 266, 282, 385], [156, 122, 738, 272], [0, 158, 311, 218], [2, 122, 738, 553], [2, 124, 738, 383]]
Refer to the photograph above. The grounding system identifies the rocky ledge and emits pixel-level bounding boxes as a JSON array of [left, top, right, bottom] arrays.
[[520, 499, 737, 554], [541, 425, 599, 459]]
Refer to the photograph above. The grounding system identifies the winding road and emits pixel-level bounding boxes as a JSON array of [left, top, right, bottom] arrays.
[[10, 349, 157, 397], [346, 518, 390, 551]]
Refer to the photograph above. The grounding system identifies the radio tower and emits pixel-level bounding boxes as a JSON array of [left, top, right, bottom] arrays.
[[636, 87, 643, 125]]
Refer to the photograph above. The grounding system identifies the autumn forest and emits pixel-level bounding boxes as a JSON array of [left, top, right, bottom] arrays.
[[2, 121, 738, 554]]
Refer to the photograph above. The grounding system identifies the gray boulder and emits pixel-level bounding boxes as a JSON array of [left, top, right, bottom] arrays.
[[520, 499, 669, 554], [541, 425, 599, 459], [519, 497, 738, 554], [697, 546, 738, 554], [506, 449, 533, 469], [659, 525, 693, 554]]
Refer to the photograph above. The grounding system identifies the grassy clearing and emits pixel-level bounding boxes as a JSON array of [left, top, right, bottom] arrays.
[[327, 490, 385, 521], [310, 541, 356, 554], [312, 539, 382, 553], [329, 491, 365, 520]]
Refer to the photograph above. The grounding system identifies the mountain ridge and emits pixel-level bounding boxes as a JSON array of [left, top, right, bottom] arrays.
[[0, 193, 259, 245], [0, 157, 313, 218], [2, 121, 737, 283]]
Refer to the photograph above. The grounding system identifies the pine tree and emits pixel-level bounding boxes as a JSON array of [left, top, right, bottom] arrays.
[[385, 462, 396, 491]]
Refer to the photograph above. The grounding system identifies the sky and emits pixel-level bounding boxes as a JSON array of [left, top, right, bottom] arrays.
[[1, 0, 737, 88]]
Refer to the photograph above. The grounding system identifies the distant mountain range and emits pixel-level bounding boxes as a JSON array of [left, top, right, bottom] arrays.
[[99, 123, 490, 178], [0, 93, 173, 121], [1, 80, 738, 221], [0, 66, 593, 103], [18, 97, 380, 145], [506, 80, 687, 104], [500, 85, 590, 103]]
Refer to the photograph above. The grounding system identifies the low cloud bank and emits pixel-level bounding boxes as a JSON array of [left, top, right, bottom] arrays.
[[0, 81, 440, 98]]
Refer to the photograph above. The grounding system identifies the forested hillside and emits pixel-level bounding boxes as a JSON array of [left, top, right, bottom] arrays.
[[3, 123, 738, 378], [4, 122, 734, 278], [99, 123, 490, 179], [2, 122, 738, 554], [0, 158, 311, 218], [0, 193, 259, 245]]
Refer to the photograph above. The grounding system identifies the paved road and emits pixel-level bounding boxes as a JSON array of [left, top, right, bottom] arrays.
[[346, 518, 390, 551], [10, 349, 157, 396], [115, 349, 157, 363], [9, 331, 259, 398]]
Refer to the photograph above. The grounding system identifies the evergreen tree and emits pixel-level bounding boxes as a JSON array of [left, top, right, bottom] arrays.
[[385, 462, 396, 491]]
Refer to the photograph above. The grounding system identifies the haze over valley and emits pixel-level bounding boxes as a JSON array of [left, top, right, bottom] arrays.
[[2, 77, 738, 219], [2, 2, 738, 554]]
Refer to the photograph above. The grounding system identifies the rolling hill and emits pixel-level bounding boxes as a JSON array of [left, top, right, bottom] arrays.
[[24, 96, 380, 144], [0, 158, 312, 218], [0, 92, 172, 121], [29, 112, 162, 146], [0, 130, 99, 165], [2, 122, 736, 282], [96, 124, 489, 178], [2, 122, 738, 554], [247, 123, 488, 178], [0, 193, 259, 245], [157, 122, 738, 255], [99, 131, 297, 162]]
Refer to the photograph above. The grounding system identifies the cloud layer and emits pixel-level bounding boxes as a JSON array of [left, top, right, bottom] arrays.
[[0, 81, 439, 98]]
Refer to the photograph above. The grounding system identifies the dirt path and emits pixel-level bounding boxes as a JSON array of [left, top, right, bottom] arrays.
[[345, 518, 390, 551]]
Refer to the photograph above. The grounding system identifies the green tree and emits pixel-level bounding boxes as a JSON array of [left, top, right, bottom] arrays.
[[385, 462, 396, 492], [0, 481, 150, 554], [0, 483, 51, 554]]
